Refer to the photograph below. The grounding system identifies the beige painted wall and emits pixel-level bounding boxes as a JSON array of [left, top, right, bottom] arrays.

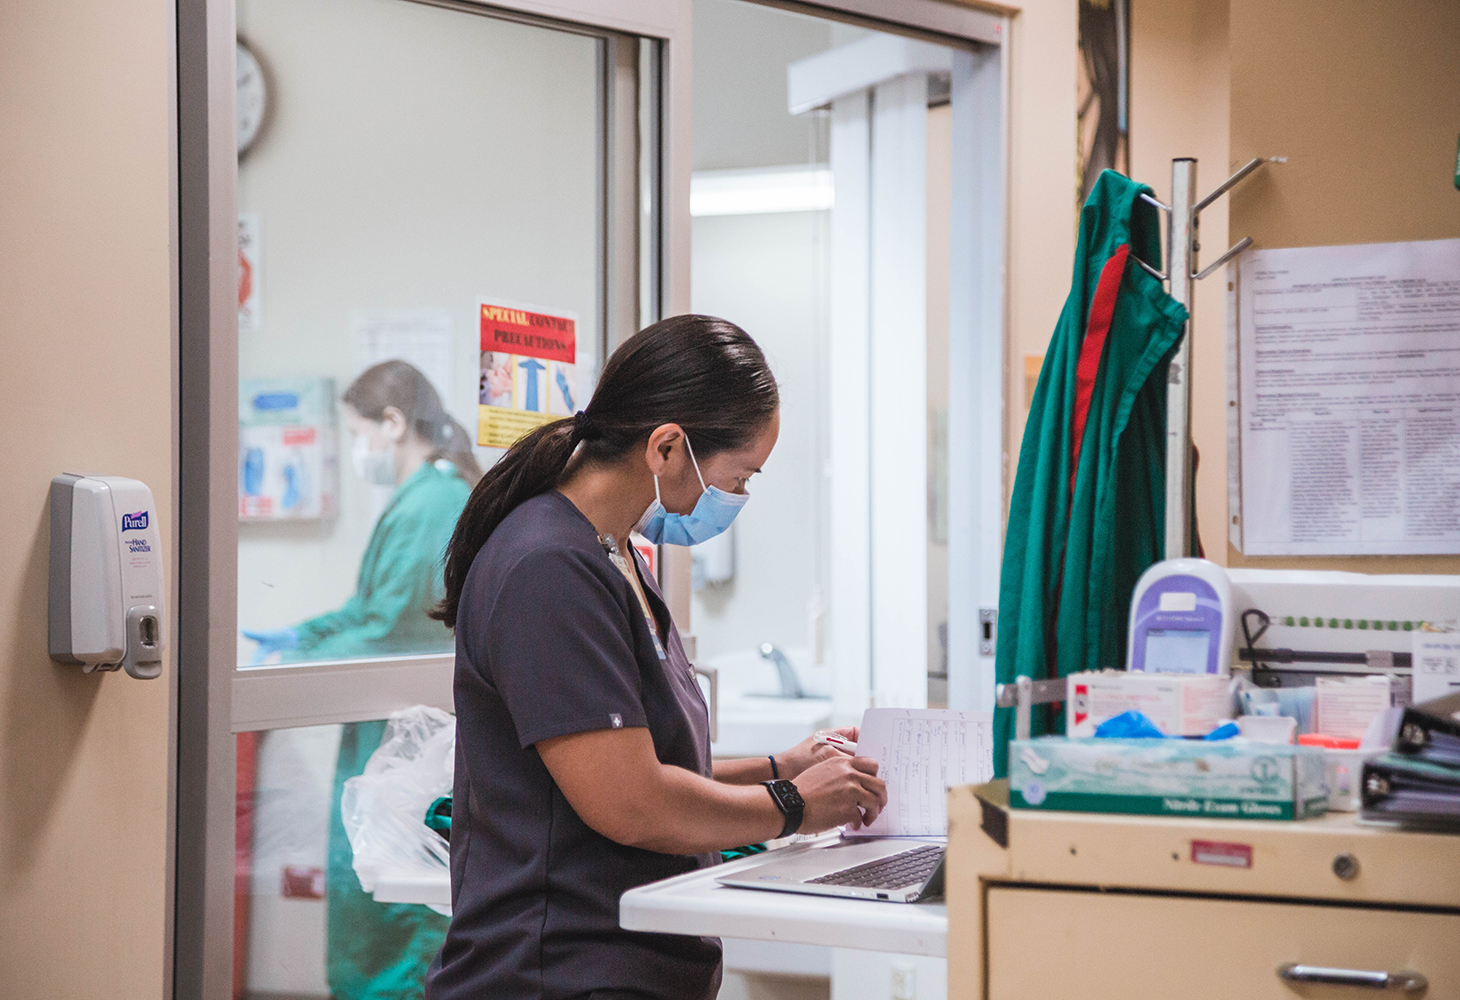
[[1226, 0, 1460, 573], [1132, 0, 1460, 573], [972, 0, 1460, 577], [1000, 0, 1081, 486], [1130, 0, 1232, 562], [0, 0, 175, 996]]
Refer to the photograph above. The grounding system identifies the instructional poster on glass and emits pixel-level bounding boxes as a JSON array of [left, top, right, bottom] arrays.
[[1233, 238, 1460, 555], [477, 299, 580, 449]]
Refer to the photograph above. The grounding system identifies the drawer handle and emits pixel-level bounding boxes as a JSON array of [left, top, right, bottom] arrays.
[[1278, 964, 1427, 993]]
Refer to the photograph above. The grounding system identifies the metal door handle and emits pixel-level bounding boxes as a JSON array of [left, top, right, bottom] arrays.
[[1278, 963, 1427, 993], [693, 664, 718, 744]]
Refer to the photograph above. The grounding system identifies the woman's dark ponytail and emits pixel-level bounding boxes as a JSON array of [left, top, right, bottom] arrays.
[[433, 314, 778, 629]]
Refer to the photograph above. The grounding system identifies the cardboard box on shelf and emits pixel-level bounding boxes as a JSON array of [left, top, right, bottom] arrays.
[[1067, 670, 1235, 737]]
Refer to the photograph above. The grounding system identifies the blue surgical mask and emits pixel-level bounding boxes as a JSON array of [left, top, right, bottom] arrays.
[[634, 435, 748, 546]]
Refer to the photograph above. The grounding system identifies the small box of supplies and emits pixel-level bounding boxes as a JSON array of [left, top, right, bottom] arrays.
[[1066, 669, 1235, 737], [1008, 737, 1329, 821]]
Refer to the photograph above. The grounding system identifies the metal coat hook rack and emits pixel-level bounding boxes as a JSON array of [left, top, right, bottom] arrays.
[[1135, 156, 1274, 560]]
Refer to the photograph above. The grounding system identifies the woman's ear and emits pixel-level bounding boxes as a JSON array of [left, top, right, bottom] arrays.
[[380, 405, 409, 444], [643, 423, 683, 476]]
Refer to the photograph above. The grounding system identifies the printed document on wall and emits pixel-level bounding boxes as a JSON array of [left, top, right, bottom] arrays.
[[352, 310, 455, 404], [1236, 238, 1460, 555]]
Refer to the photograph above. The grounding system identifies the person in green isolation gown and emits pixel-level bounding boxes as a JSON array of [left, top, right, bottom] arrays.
[[244, 360, 481, 1000]]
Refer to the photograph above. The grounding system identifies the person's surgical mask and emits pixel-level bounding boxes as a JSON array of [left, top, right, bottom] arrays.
[[634, 435, 748, 546], [351, 432, 396, 486]]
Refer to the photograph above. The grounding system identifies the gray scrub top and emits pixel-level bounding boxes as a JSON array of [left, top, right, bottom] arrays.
[[426, 491, 721, 1000]]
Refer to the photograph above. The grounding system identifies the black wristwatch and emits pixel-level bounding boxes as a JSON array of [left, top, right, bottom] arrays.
[[761, 779, 805, 839]]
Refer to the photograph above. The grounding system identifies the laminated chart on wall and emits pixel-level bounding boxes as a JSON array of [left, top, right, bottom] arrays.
[[351, 310, 454, 404], [239, 377, 338, 521], [1234, 238, 1460, 555], [477, 299, 580, 449]]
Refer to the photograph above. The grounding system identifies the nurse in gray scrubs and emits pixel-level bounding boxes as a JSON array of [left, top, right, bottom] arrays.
[[425, 315, 887, 1000]]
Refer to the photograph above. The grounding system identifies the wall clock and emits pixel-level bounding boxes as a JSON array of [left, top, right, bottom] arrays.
[[237, 40, 268, 157]]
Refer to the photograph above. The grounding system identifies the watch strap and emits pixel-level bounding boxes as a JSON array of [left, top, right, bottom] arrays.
[[761, 779, 804, 839]]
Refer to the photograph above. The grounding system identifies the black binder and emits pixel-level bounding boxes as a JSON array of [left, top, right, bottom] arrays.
[[1361, 753, 1460, 829], [1392, 691, 1460, 769]]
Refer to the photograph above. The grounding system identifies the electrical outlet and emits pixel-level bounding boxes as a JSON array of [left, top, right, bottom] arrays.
[[891, 962, 917, 1000]]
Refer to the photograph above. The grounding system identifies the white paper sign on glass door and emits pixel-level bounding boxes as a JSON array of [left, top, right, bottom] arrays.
[[238, 214, 262, 331], [477, 299, 580, 449], [1236, 238, 1460, 555]]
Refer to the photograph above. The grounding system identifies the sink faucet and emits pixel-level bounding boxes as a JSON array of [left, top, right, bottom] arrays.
[[758, 643, 805, 699]]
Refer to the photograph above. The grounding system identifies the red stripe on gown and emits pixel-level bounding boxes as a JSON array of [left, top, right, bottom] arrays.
[[1069, 243, 1130, 497]]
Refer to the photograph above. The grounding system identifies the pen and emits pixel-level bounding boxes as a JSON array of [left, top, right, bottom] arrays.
[[813, 731, 857, 755]]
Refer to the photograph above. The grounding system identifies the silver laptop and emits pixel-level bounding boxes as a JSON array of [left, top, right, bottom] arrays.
[[715, 837, 946, 903]]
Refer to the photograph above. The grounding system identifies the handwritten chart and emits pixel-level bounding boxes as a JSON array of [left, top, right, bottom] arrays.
[[852, 708, 994, 837]]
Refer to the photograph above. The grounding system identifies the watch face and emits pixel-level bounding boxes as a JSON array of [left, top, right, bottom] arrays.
[[237, 41, 267, 156], [774, 780, 804, 811]]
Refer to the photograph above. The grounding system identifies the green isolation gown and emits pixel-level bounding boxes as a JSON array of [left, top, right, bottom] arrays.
[[293, 460, 470, 661], [288, 460, 468, 1000], [993, 170, 1190, 776]]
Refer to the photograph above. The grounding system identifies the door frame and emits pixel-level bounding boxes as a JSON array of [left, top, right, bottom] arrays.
[[172, 0, 1006, 996]]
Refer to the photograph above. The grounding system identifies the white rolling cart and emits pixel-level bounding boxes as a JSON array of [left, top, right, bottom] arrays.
[[618, 833, 948, 957]]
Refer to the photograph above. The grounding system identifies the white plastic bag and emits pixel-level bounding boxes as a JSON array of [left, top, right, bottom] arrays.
[[341, 705, 455, 893]]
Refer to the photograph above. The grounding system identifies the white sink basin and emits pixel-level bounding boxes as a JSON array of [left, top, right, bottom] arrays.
[[712, 695, 833, 757], [701, 646, 832, 757]]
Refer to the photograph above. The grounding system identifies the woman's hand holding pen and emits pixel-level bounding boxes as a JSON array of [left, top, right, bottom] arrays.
[[775, 725, 859, 778], [794, 753, 886, 833]]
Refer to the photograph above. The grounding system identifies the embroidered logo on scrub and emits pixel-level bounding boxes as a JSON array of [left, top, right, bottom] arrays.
[[610, 713, 623, 729]]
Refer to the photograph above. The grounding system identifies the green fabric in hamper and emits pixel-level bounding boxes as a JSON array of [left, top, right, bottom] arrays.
[[327, 720, 450, 1000]]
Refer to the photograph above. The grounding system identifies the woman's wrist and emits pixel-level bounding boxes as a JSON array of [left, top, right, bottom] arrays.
[[776, 746, 813, 780], [754, 781, 793, 840]]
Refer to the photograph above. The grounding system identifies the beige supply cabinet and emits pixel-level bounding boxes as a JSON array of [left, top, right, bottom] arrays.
[[947, 782, 1460, 999]]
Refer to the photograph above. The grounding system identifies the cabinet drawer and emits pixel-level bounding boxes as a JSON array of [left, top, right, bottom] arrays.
[[987, 887, 1459, 999]]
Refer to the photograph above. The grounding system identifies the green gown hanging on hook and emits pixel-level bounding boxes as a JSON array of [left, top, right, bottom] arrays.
[[993, 170, 1190, 776]]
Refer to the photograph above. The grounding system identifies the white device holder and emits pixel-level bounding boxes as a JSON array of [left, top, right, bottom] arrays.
[[49, 475, 165, 679], [1126, 558, 1233, 675]]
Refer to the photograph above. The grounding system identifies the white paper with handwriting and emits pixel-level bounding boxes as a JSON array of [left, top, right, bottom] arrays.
[[847, 708, 994, 838]]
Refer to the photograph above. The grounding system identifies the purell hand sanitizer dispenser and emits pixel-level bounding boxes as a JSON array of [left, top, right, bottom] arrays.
[[49, 475, 165, 679]]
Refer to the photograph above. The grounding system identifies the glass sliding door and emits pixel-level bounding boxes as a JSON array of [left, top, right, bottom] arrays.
[[186, 0, 669, 996]]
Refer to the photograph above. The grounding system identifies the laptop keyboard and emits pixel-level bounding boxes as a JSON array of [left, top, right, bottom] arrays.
[[806, 845, 944, 890]]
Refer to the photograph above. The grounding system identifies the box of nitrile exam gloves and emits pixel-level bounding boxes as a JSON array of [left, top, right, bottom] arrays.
[[1008, 737, 1329, 821]]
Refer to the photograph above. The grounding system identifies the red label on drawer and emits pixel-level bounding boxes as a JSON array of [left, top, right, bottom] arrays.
[[1191, 840, 1252, 868]]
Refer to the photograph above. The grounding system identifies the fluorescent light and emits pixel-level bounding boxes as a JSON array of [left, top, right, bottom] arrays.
[[690, 166, 834, 217]]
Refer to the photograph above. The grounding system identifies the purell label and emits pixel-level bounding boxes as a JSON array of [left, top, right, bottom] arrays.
[[122, 510, 149, 531]]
